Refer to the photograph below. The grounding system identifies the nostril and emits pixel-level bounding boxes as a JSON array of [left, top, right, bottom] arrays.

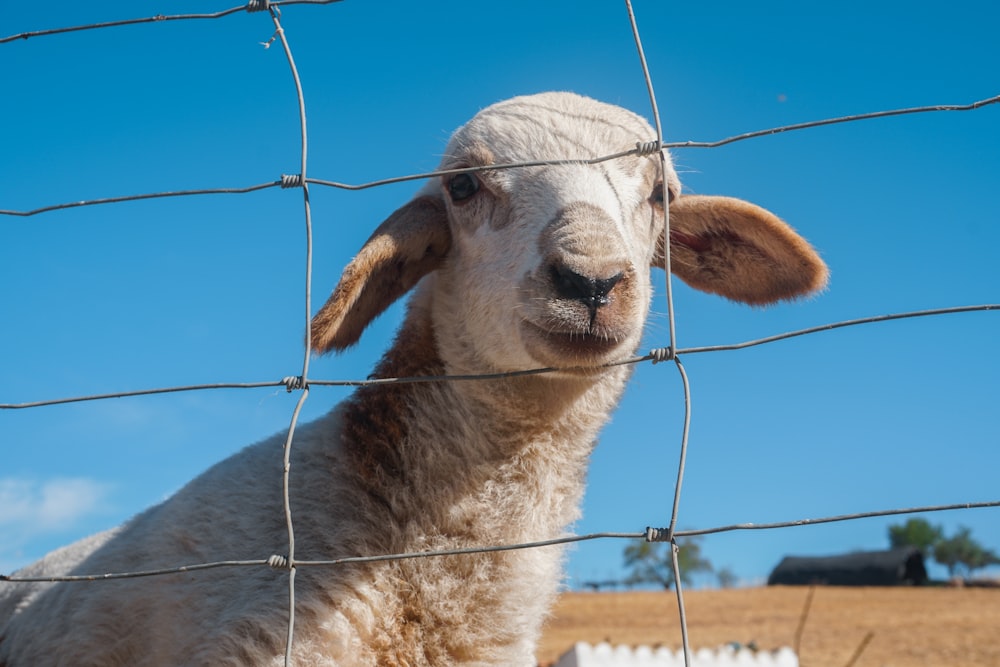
[[593, 273, 624, 301], [591, 273, 622, 306], [550, 265, 624, 307]]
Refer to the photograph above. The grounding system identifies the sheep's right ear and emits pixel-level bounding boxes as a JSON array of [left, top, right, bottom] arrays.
[[657, 195, 828, 305], [311, 195, 451, 354]]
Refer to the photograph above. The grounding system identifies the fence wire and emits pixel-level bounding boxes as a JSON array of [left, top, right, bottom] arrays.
[[2, 2, 998, 667], [4, 96, 1000, 219]]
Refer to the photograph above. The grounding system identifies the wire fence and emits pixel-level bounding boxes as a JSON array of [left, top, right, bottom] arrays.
[[2, 2, 998, 666]]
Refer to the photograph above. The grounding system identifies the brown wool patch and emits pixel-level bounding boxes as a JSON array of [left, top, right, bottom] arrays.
[[340, 305, 444, 489]]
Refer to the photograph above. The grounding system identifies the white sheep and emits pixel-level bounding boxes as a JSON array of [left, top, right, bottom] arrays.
[[0, 92, 827, 666]]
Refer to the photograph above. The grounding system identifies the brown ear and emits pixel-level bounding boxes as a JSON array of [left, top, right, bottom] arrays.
[[311, 195, 451, 354], [655, 195, 828, 305]]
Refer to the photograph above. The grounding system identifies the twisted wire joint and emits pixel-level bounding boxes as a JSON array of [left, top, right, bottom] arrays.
[[645, 526, 672, 543], [649, 347, 674, 364], [635, 140, 662, 156], [267, 554, 290, 569], [246, 0, 271, 12], [282, 376, 306, 392], [280, 174, 304, 189]]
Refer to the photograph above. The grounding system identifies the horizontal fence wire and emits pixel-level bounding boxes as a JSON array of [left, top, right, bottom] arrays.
[[2, 3, 998, 667], [2, 304, 997, 411], [0, 0, 344, 44], [4, 94, 1000, 218], [6, 500, 1000, 585]]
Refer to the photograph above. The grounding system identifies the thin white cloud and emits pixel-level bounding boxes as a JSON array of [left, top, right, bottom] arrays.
[[0, 477, 112, 574], [0, 477, 109, 532]]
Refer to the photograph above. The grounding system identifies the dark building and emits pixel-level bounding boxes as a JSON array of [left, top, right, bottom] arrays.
[[768, 547, 928, 586]]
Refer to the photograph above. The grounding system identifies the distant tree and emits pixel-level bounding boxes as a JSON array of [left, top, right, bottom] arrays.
[[623, 537, 713, 590], [933, 526, 1000, 579], [715, 567, 738, 589], [888, 517, 944, 559]]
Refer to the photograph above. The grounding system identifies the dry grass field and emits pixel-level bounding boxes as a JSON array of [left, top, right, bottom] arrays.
[[537, 586, 1000, 666]]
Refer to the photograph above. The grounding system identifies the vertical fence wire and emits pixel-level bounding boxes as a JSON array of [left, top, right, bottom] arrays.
[[266, 6, 312, 662], [624, 2, 697, 662]]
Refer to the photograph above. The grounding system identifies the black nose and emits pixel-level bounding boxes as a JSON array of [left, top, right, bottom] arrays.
[[550, 265, 624, 311]]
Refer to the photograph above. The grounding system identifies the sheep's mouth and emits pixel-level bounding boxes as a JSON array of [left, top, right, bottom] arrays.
[[521, 320, 628, 368]]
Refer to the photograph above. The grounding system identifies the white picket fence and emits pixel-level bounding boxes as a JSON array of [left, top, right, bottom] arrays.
[[555, 642, 799, 667]]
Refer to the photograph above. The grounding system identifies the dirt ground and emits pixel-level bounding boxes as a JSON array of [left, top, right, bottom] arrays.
[[537, 586, 1000, 666]]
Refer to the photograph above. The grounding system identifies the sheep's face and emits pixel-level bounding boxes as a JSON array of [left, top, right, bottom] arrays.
[[311, 92, 827, 374], [433, 94, 674, 373]]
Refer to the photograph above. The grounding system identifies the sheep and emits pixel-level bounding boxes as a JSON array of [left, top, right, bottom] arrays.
[[0, 91, 827, 667]]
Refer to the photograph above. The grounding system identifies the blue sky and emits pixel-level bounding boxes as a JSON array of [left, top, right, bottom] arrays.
[[2, 0, 998, 590]]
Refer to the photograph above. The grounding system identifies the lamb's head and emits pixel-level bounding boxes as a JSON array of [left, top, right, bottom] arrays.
[[311, 92, 828, 374]]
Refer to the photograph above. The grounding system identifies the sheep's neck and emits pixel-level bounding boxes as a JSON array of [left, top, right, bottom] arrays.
[[329, 303, 631, 663], [338, 303, 629, 538]]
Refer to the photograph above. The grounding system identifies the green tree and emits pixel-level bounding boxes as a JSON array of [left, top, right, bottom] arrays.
[[623, 537, 713, 590], [715, 566, 738, 589], [888, 517, 944, 559], [933, 526, 1000, 579]]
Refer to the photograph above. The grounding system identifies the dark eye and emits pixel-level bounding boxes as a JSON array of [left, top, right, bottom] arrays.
[[650, 182, 674, 208], [447, 173, 480, 202]]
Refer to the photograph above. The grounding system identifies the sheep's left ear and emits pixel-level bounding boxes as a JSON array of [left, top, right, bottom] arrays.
[[655, 195, 828, 305], [311, 194, 451, 354]]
